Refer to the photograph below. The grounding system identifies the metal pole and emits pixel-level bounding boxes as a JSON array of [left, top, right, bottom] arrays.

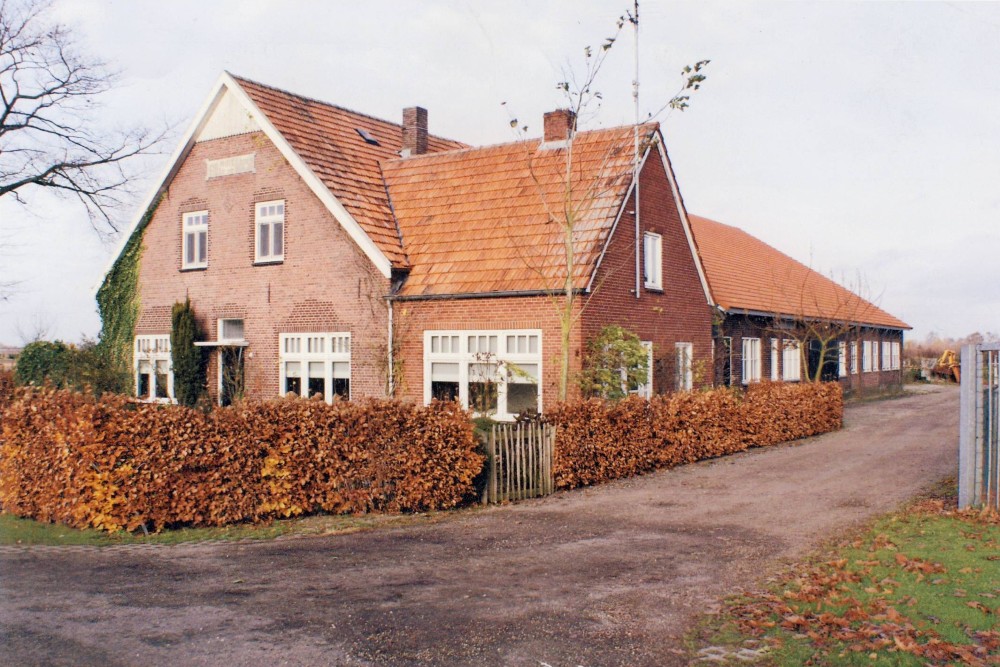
[[633, 0, 641, 300], [959, 343, 976, 508]]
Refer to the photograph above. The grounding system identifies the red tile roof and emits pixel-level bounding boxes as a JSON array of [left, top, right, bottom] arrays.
[[234, 76, 466, 268], [689, 215, 909, 329], [383, 125, 653, 296]]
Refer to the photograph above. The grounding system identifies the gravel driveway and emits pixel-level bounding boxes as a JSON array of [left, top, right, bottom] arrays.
[[0, 386, 958, 667]]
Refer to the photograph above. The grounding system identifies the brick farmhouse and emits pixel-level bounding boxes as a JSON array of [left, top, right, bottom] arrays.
[[100, 73, 907, 415]]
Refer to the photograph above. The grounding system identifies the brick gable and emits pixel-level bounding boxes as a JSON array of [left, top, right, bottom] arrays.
[[136, 131, 391, 401]]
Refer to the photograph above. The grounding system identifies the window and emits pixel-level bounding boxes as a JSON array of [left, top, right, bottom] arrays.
[[675, 342, 692, 391], [629, 341, 654, 398], [643, 232, 662, 290], [182, 211, 208, 269], [850, 341, 859, 374], [782, 340, 801, 382], [134, 335, 173, 402], [891, 341, 901, 370], [742, 337, 761, 385], [862, 340, 874, 372], [881, 341, 892, 371], [770, 338, 779, 381], [719, 336, 732, 386], [424, 329, 541, 420], [279, 333, 351, 402], [219, 319, 245, 342], [838, 341, 848, 377], [255, 200, 285, 263]]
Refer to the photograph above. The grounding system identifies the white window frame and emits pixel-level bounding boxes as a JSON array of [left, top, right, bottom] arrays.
[[675, 342, 693, 392], [218, 318, 246, 343], [643, 231, 663, 290], [182, 210, 208, 270], [628, 341, 655, 398], [770, 338, 779, 381], [742, 337, 761, 385], [881, 341, 892, 371], [279, 332, 351, 403], [134, 335, 173, 403], [255, 199, 285, 263], [851, 341, 859, 374], [782, 339, 801, 382], [862, 340, 874, 373], [838, 341, 848, 378], [424, 329, 542, 421], [891, 341, 901, 370]]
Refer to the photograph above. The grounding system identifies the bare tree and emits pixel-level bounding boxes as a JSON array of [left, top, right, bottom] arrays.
[[14, 310, 51, 343], [760, 269, 884, 383], [0, 0, 163, 235], [506, 9, 708, 401]]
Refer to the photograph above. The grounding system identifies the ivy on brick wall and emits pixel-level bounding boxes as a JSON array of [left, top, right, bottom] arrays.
[[95, 198, 160, 393]]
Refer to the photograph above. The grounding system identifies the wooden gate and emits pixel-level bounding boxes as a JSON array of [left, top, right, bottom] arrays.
[[482, 422, 556, 504], [959, 343, 1000, 510]]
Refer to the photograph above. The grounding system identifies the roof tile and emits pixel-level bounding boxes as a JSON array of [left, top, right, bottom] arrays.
[[688, 215, 909, 329], [383, 126, 652, 296], [233, 75, 466, 269]]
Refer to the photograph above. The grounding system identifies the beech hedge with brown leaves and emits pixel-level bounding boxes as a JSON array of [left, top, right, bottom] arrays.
[[0, 369, 13, 414], [547, 381, 843, 489], [0, 387, 482, 532]]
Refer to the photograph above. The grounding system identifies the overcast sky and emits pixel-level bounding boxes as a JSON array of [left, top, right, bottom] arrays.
[[1, 0, 997, 346]]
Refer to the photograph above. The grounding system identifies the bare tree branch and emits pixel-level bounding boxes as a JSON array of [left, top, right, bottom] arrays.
[[0, 0, 166, 236]]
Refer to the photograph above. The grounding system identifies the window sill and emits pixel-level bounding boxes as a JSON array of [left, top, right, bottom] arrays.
[[254, 259, 284, 266], [181, 266, 207, 272], [644, 284, 663, 292]]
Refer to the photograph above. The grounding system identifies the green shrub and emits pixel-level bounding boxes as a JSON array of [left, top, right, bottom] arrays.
[[14, 341, 71, 387], [578, 325, 649, 400], [14, 340, 127, 396]]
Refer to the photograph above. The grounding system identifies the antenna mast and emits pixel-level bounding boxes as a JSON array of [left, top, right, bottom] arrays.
[[633, 0, 641, 300]]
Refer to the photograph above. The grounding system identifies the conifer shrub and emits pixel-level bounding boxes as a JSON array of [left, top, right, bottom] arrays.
[[170, 298, 206, 407]]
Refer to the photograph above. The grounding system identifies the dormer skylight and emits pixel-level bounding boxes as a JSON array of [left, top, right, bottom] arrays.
[[356, 128, 379, 146]]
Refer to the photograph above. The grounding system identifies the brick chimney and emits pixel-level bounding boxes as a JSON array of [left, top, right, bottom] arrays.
[[401, 106, 428, 157], [543, 109, 576, 142]]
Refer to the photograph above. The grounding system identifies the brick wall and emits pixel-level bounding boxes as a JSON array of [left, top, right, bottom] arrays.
[[393, 149, 715, 407], [723, 314, 904, 392], [580, 148, 714, 394], [393, 296, 582, 407], [136, 131, 391, 402]]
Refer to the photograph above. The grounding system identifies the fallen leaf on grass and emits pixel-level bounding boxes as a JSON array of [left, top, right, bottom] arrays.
[[965, 601, 993, 614]]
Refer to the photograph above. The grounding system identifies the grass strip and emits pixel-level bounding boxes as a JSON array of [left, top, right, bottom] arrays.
[[692, 481, 1000, 666]]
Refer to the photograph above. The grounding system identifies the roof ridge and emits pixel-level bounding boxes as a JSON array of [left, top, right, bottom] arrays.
[[383, 122, 660, 165], [227, 71, 468, 147]]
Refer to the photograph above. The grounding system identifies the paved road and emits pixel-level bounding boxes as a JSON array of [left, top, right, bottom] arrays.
[[0, 387, 959, 666]]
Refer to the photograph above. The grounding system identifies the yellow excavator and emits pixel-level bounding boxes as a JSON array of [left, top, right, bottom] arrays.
[[931, 350, 960, 383]]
